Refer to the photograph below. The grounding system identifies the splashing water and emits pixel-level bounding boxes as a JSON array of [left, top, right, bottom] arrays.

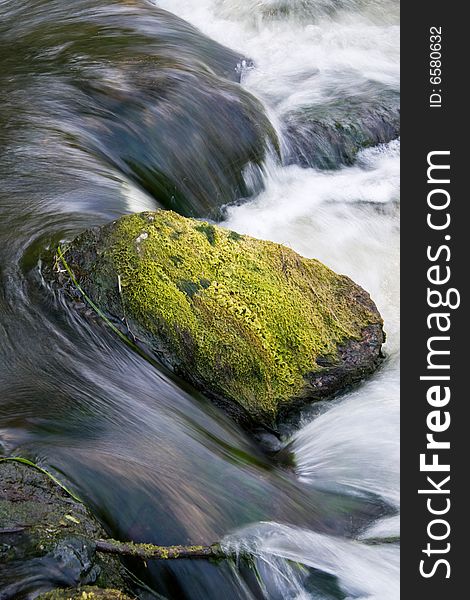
[[222, 522, 400, 600], [221, 141, 400, 597], [156, 0, 399, 113]]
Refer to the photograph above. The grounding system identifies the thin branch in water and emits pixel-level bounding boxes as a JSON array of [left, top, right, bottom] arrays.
[[95, 539, 233, 561]]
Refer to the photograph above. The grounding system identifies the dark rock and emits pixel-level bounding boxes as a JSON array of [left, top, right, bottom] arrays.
[[79, 66, 278, 219], [0, 460, 127, 598], [1, 0, 275, 220], [0, 0, 249, 83], [282, 82, 399, 169]]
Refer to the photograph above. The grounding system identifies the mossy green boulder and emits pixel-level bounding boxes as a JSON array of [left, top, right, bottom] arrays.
[[57, 211, 384, 428]]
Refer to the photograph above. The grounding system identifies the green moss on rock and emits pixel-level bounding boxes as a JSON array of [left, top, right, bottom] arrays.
[[59, 210, 384, 427]]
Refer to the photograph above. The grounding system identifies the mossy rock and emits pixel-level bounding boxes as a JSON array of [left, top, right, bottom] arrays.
[[57, 211, 384, 429], [0, 460, 128, 597], [282, 82, 400, 170], [38, 586, 133, 599]]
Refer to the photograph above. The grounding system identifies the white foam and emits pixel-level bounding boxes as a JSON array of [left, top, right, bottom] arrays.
[[223, 522, 400, 600], [155, 0, 399, 114]]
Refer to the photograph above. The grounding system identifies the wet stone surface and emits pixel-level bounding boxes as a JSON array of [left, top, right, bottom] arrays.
[[0, 460, 127, 598]]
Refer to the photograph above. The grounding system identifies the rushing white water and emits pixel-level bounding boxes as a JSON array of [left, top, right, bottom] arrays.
[[292, 353, 399, 505], [360, 514, 400, 541], [156, 0, 399, 115], [222, 522, 400, 600], [222, 144, 400, 598]]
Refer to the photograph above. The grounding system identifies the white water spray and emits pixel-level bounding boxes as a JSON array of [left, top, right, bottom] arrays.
[[223, 522, 400, 600]]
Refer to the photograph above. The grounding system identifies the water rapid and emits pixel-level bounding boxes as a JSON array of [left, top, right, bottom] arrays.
[[0, 1, 399, 598]]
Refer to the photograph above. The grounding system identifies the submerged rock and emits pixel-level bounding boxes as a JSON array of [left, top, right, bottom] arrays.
[[80, 66, 278, 219], [0, 460, 127, 598], [2, 0, 276, 220], [57, 211, 384, 429], [282, 83, 400, 169]]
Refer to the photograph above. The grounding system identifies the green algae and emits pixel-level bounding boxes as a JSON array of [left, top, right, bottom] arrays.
[[62, 211, 382, 425]]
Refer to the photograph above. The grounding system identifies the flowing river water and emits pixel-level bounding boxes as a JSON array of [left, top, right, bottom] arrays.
[[0, 1, 399, 598]]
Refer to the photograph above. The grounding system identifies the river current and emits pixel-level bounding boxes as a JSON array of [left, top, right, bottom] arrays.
[[0, 1, 399, 598]]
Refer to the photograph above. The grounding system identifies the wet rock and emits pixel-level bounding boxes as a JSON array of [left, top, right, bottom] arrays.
[[282, 83, 400, 169], [57, 211, 385, 430], [80, 66, 278, 219], [2, 0, 273, 220], [0, 460, 127, 598], [1, 0, 249, 84], [38, 586, 133, 599]]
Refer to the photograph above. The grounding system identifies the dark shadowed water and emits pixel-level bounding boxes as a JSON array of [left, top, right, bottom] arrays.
[[0, 1, 399, 598]]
